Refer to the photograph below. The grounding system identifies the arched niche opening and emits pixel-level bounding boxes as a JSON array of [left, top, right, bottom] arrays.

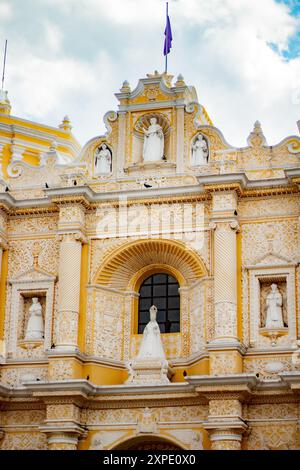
[[112, 435, 184, 451], [131, 113, 172, 165]]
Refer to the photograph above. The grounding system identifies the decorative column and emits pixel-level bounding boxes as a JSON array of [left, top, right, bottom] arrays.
[[212, 219, 239, 341], [186, 375, 257, 451], [208, 190, 244, 374], [204, 398, 247, 450], [55, 233, 83, 351], [210, 191, 240, 343], [40, 400, 87, 450], [208, 428, 244, 450], [54, 203, 86, 353]]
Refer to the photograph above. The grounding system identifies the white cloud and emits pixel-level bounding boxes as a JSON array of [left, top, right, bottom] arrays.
[[1, 0, 300, 146], [0, 1, 13, 21], [43, 21, 63, 54]]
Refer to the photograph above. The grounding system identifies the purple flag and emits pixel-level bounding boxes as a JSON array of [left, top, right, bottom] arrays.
[[164, 14, 173, 56]]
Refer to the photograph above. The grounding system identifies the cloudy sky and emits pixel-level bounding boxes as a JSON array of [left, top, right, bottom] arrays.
[[0, 0, 299, 147]]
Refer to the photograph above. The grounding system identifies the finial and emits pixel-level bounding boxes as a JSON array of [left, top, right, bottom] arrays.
[[0, 89, 11, 115], [175, 73, 185, 87], [59, 115, 72, 132], [120, 80, 131, 93], [146, 71, 163, 78], [247, 120, 267, 147], [297, 120, 300, 134]]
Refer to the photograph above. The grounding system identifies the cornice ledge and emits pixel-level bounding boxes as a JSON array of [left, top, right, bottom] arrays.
[[198, 172, 248, 193], [39, 423, 87, 437], [23, 379, 194, 397], [245, 346, 298, 356], [203, 417, 248, 432], [92, 382, 194, 395], [198, 171, 299, 194], [279, 372, 300, 391], [171, 350, 209, 367], [0, 383, 13, 397], [0, 382, 31, 398], [185, 373, 258, 390], [254, 378, 289, 393], [23, 379, 96, 396], [244, 262, 298, 270], [46, 350, 127, 369], [206, 340, 247, 355], [46, 184, 205, 205], [285, 167, 300, 181], [45, 186, 94, 208]]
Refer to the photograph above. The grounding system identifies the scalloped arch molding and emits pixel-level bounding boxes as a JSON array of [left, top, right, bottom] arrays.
[[94, 239, 207, 289]]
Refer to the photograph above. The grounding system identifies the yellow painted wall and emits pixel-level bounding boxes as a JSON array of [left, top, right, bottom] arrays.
[[78, 243, 89, 352]]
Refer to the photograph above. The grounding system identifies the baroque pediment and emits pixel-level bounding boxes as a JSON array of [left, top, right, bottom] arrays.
[[252, 251, 295, 267], [10, 267, 56, 284]]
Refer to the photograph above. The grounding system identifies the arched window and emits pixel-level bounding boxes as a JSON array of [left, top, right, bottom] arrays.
[[138, 273, 180, 334]]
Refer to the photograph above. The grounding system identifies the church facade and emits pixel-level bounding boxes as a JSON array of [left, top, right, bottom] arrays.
[[0, 72, 299, 450]]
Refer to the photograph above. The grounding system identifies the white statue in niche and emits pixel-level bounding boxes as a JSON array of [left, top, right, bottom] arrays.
[[136, 305, 166, 360], [191, 134, 209, 166], [142, 117, 164, 162], [95, 144, 112, 175], [265, 284, 284, 328], [24, 297, 44, 341]]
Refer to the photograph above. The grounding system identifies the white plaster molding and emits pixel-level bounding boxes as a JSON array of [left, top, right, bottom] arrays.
[[23, 379, 194, 396], [0, 121, 80, 154]]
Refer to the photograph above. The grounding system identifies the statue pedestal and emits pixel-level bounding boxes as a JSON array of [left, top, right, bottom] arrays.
[[259, 327, 288, 346], [126, 358, 173, 385], [126, 161, 176, 175], [19, 339, 44, 350]]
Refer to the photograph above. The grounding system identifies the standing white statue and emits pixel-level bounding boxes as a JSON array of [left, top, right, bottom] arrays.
[[137, 305, 166, 360], [142, 118, 164, 162], [265, 284, 284, 328], [25, 297, 44, 341], [191, 134, 209, 166], [95, 144, 112, 175]]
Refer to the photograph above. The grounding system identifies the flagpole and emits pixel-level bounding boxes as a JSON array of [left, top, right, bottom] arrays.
[[165, 2, 168, 73], [1, 40, 8, 91]]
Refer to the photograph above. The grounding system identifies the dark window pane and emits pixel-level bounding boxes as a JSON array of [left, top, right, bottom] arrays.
[[154, 298, 166, 310], [168, 310, 180, 321], [140, 298, 152, 311], [153, 274, 167, 284], [170, 322, 180, 333], [139, 311, 150, 323], [138, 273, 180, 335], [168, 297, 180, 309], [168, 284, 179, 296], [143, 277, 152, 285], [153, 285, 167, 296], [138, 324, 147, 334], [140, 285, 152, 297], [157, 310, 166, 322]]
